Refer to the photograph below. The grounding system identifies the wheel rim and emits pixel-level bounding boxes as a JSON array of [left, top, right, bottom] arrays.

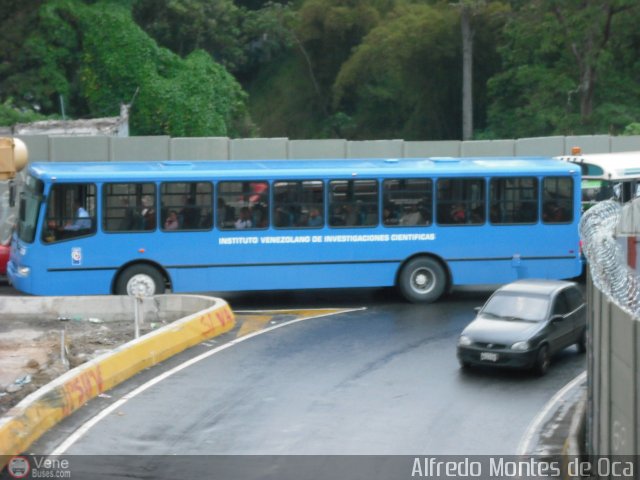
[[410, 267, 436, 295], [127, 273, 156, 296], [539, 347, 550, 372]]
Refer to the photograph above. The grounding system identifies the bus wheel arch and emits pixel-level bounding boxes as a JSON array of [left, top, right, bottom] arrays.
[[113, 262, 170, 296], [396, 254, 450, 303]]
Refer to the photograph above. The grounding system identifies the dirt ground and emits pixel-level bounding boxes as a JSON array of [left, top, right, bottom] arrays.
[[0, 315, 163, 417]]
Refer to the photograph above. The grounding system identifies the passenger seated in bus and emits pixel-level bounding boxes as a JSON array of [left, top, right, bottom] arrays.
[[164, 210, 179, 230], [235, 206, 253, 229], [399, 204, 423, 226], [252, 203, 268, 228], [181, 197, 200, 229], [450, 204, 466, 223], [140, 195, 156, 230], [275, 206, 294, 227], [343, 203, 360, 226], [383, 205, 399, 225], [470, 206, 484, 224], [308, 208, 323, 227], [64, 201, 91, 231], [543, 202, 568, 222], [217, 198, 235, 228]]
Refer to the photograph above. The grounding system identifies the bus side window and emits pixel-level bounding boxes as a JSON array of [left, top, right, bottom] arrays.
[[490, 177, 538, 225], [273, 180, 324, 229], [217, 181, 269, 230], [103, 183, 156, 232], [437, 178, 485, 226], [383, 178, 432, 227], [42, 183, 97, 243], [328, 179, 378, 228], [542, 177, 573, 224], [160, 182, 213, 231]]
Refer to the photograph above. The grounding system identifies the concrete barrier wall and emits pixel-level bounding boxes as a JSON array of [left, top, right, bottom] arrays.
[[587, 276, 640, 455], [15, 134, 640, 162], [0, 294, 235, 465]]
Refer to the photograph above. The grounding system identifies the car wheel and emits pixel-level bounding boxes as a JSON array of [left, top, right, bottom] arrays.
[[577, 329, 587, 354], [397, 257, 446, 303], [115, 264, 165, 296], [533, 345, 550, 376], [459, 359, 472, 370]]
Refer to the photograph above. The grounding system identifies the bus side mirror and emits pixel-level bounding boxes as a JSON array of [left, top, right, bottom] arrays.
[[9, 180, 15, 207]]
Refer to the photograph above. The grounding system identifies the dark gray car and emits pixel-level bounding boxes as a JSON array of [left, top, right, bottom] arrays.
[[457, 279, 586, 375]]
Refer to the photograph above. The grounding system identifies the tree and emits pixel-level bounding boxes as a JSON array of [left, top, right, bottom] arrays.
[[460, 2, 474, 140], [333, 3, 461, 139], [485, 0, 640, 137], [548, 0, 637, 123], [0, 0, 250, 137], [132, 0, 295, 78]]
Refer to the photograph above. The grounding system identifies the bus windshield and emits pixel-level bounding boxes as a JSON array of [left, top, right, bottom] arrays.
[[17, 175, 44, 243]]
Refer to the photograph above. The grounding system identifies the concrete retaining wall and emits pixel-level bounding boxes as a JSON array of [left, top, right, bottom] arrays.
[[587, 276, 639, 456], [0, 294, 235, 466], [14, 134, 640, 163]]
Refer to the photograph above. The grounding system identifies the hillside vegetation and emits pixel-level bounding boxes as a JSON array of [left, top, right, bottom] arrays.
[[1, 0, 639, 140]]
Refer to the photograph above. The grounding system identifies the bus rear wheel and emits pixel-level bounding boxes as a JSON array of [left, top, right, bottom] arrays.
[[115, 264, 165, 296], [398, 257, 446, 303]]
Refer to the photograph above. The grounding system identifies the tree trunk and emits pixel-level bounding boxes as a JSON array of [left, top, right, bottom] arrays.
[[461, 6, 474, 141]]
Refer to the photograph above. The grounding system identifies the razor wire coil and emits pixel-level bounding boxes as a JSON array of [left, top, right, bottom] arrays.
[[580, 200, 640, 319]]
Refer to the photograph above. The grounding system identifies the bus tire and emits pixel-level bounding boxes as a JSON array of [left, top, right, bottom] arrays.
[[115, 264, 165, 296], [397, 257, 446, 303]]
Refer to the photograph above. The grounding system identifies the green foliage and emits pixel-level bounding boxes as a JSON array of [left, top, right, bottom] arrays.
[[78, 1, 249, 136], [4, 0, 640, 140], [0, 0, 249, 137], [623, 123, 640, 136], [484, 1, 640, 138], [0, 99, 50, 126], [132, 0, 296, 77]]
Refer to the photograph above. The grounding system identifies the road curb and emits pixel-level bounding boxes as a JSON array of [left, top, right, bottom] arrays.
[[0, 295, 235, 467]]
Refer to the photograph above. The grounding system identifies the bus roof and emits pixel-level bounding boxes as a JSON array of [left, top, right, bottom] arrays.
[[557, 151, 640, 180], [28, 157, 578, 182]]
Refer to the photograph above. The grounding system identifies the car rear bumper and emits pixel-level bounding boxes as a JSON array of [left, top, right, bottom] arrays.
[[457, 346, 538, 369]]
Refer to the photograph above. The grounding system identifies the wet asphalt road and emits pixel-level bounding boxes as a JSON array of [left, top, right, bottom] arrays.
[[4, 285, 587, 458]]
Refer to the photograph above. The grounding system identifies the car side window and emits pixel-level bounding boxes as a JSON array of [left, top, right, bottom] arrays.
[[564, 286, 584, 311], [552, 292, 570, 316]]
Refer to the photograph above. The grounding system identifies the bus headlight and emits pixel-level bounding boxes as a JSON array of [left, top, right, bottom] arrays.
[[511, 341, 530, 351], [17, 266, 30, 277]]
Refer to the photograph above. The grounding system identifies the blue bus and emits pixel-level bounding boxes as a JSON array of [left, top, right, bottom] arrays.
[[8, 157, 583, 302]]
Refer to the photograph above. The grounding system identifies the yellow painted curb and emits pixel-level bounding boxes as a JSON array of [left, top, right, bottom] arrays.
[[0, 298, 235, 466]]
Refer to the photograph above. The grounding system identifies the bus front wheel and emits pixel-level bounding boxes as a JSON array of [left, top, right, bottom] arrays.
[[115, 264, 165, 296], [398, 257, 446, 303]]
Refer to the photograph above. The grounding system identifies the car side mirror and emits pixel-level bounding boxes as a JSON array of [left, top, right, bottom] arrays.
[[550, 314, 563, 323], [474, 306, 481, 313]]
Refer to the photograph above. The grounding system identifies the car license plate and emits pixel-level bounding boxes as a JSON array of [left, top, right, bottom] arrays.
[[480, 352, 499, 362]]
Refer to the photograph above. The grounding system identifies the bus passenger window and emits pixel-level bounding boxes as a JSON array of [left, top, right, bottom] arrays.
[[382, 179, 432, 227], [437, 178, 485, 225], [489, 177, 538, 224], [273, 180, 324, 229], [218, 181, 269, 230], [542, 177, 573, 224], [328, 179, 378, 228], [103, 183, 157, 232], [160, 182, 213, 231], [42, 183, 97, 243]]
